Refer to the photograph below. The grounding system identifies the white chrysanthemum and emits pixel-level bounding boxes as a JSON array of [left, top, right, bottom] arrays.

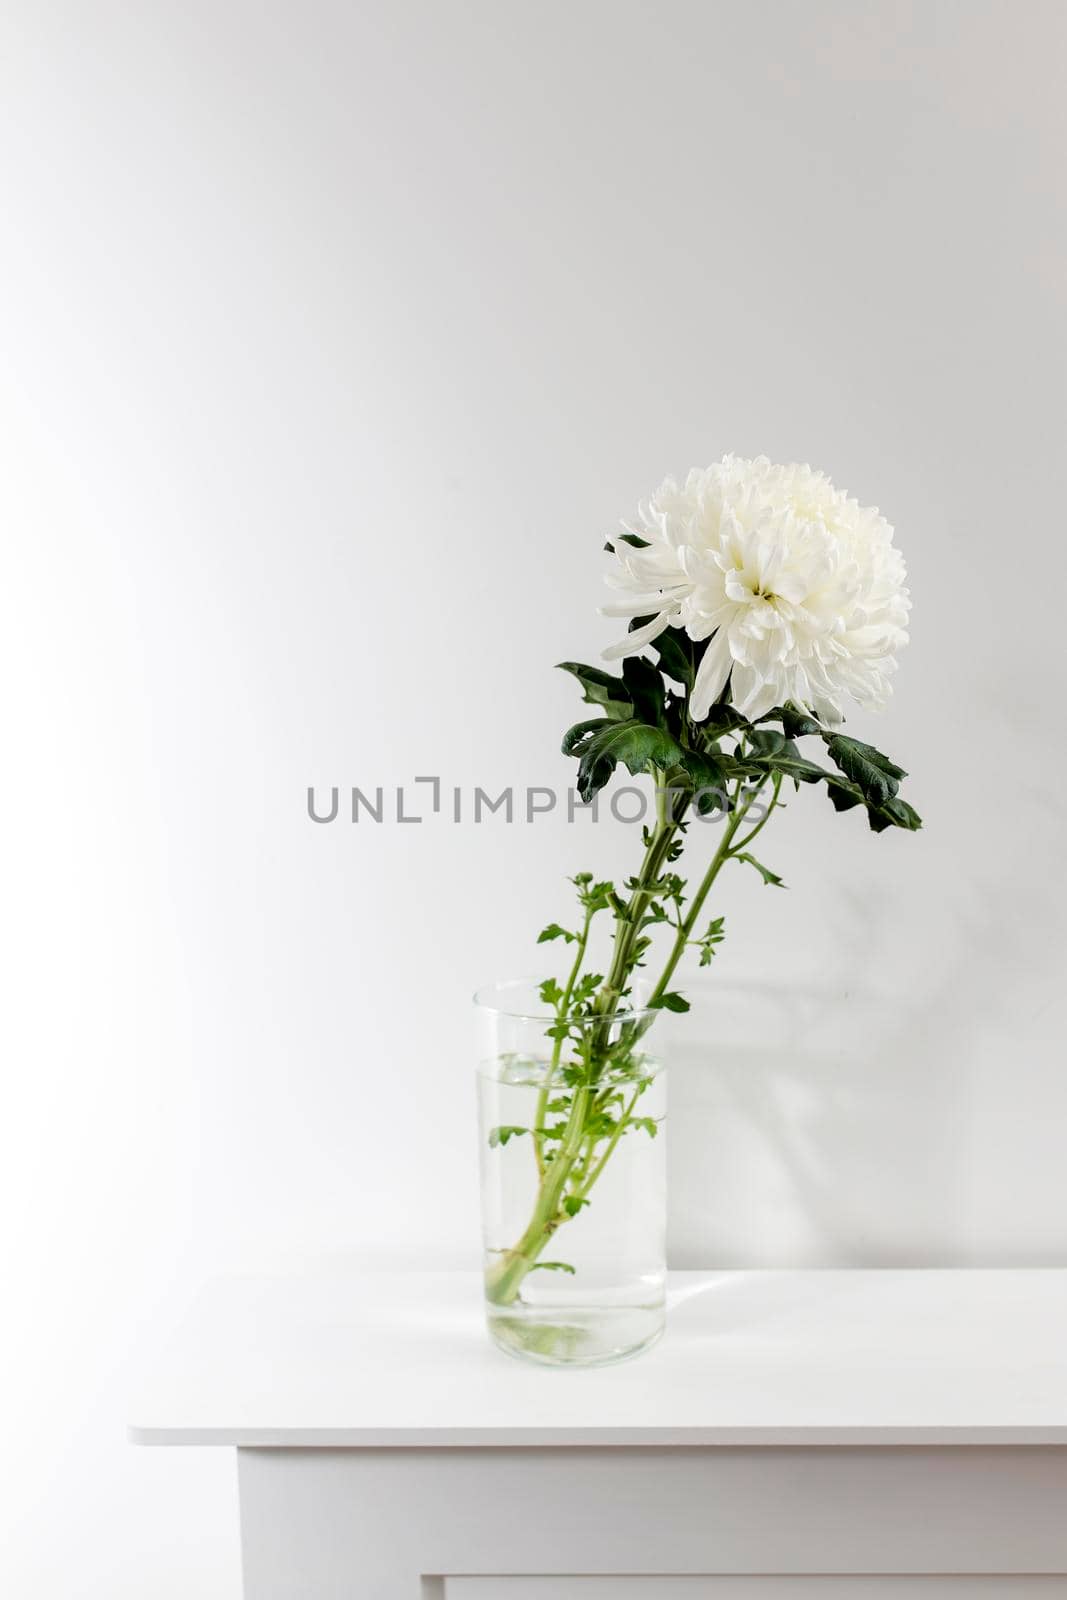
[[603, 455, 910, 725]]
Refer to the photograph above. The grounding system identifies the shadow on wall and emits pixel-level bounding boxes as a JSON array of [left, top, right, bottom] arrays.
[[665, 973, 972, 1269], [659, 771, 1067, 1267], [660, 871, 1047, 1268]]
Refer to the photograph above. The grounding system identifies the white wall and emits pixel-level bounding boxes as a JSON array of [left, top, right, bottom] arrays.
[[2, 1, 1065, 1594]]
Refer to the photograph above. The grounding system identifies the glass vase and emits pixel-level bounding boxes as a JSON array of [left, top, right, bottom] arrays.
[[475, 980, 667, 1367]]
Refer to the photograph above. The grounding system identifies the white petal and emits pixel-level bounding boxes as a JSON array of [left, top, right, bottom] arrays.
[[737, 675, 782, 721], [601, 609, 673, 661], [728, 662, 761, 715], [600, 597, 675, 618], [689, 627, 734, 721]]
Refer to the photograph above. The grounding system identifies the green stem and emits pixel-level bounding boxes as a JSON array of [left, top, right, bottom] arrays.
[[532, 904, 594, 1179], [486, 769, 778, 1310], [485, 1086, 591, 1304], [595, 774, 677, 1016], [487, 776, 678, 1307], [647, 778, 761, 1007], [573, 1084, 643, 1202], [730, 772, 782, 856]]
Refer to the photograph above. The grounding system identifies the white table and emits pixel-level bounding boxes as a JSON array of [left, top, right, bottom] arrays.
[[131, 1269, 1067, 1597]]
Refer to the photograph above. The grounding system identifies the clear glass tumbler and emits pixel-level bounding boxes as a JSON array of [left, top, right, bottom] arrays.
[[475, 979, 667, 1366]]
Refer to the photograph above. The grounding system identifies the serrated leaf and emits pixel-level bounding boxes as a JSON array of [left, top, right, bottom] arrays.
[[701, 702, 751, 736], [630, 1116, 659, 1138], [557, 661, 632, 721], [696, 915, 726, 967], [747, 727, 787, 756], [621, 654, 666, 727], [867, 795, 923, 833], [575, 719, 684, 804], [677, 748, 730, 813], [760, 703, 823, 739], [488, 1125, 528, 1148], [539, 977, 564, 1006], [826, 777, 864, 813], [734, 851, 786, 887], [823, 773, 922, 833], [582, 753, 619, 804], [561, 717, 611, 757], [649, 626, 694, 687], [824, 734, 906, 805], [747, 727, 827, 785], [654, 991, 690, 1013], [537, 922, 574, 944]]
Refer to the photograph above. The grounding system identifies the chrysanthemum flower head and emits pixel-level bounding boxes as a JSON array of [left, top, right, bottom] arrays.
[[604, 455, 910, 725]]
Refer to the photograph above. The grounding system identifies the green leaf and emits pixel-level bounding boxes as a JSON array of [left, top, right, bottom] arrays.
[[701, 702, 751, 736], [575, 719, 684, 804], [561, 717, 612, 757], [826, 776, 864, 812], [649, 626, 694, 687], [621, 654, 666, 726], [746, 727, 787, 755], [741, 727, 922, 835], [557, 661, 632, 721], [746, 727, 827, 785], [529, 1260, 576, 1274], [537, 922, 574, 944], [562, 1196, 589, 1217], [488, 1125, 528, 1148], [654, 991, 690, 1013], [734, 851, 786, 887], [630, 1116, 659, 1139], [677, 749, 730, 814], [823, 772, 922, 832], [696, 914, 726, 967], [571, 972, 604, 1004], [867, 795, 923, 833], [576, 752, 617, 804], [539, 977, 564, 1006], [824, 734, 906, 806], [575, 877, 614, 914], [760, 704, 823, 739], [657, 871, 685, 901]]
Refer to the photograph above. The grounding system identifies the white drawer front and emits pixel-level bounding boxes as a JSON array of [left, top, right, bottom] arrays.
[[444, 1581, 1067, 1599]]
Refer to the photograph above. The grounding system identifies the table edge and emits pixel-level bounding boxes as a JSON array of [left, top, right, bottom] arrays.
[[128, 1423, 1067, 1448]]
